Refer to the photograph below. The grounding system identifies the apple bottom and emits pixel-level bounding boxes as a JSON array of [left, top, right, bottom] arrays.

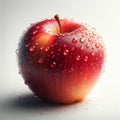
[[22, 69, 100, 104]]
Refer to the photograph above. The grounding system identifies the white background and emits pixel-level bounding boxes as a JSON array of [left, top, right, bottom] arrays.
[[0, 0, 120, 120]]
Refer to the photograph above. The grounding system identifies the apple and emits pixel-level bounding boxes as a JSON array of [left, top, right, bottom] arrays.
[[17, 15, 105, 104]]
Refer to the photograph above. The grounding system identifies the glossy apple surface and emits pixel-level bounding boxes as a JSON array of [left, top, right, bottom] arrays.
[[17, 16, 105, 104]]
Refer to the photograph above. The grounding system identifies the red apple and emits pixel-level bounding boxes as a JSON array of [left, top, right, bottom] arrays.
[[17, 15, 105, 104]]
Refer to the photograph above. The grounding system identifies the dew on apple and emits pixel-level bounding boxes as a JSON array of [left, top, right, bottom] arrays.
[[71, 46, 75, 51], [45, 47, 50, 52], [99, 53, 102, 57], [72, 38, 78, 43], [68, 68, 74, 72], [91, 52, 95, 56], [29, 46, 35, 52], [80, 46, 84, 50], [36, 26, 40, 29], [52, 54, 55, 58], [35, 42, 39, 46], [63, 44, 67, 48], [32, 30, 38, 35], [26, 43, 30, 48], [50, 61, 56, 68], [90, 62, 94, 66], [38, 58, 43, 64], [58, 48, 61, 52], [88, 38, 92, 42], [80, 38, 85, 43], [95, 43, 99, 48], [63, 49, 69, 56], [50, 51, 54, 54], [40, 46, 44, 51], [24, 80, 29, 85], [86, 43, 90, 48], [76, 55, 81, 61], [84, 56, 88, 62]]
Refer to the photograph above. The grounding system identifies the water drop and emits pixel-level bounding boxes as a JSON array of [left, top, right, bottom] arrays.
[[29, 46, 35, 52], [92, 47, 94, 50], [35, 42, 38, 46], [88, 38, 92, 42], [84, 56, 88, 62], [69, 68, 74, 72], [72, 38, 78, 43], [80, 46, 84, 50], [50, 61, 56, 68], [99, 53, 102, 57], [63, 49, 69, 56], [52, 54, 55, 58], [86, 43, 90, 48], [95, 43, 99, 48], [38, 58, 43, 64], [63, 44, 67, 48], [90, 62, 94, 66], [40, 46, 44, 50], [71, 47, 75, 51], [91, 52, 95, 56], [80, 38, 85, 43], [45, 47, 50, 52], [32, 30, 37, 35], [58, 48, 61, 52], [76, 55, 81, 61], [24, 80, 29, 85], [50, 51, 54, 54], [36, 26, 40, 29], [26, 43, 30, 48]]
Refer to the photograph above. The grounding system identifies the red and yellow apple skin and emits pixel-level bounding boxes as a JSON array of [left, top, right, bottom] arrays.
[[17, 18, 105, 104]]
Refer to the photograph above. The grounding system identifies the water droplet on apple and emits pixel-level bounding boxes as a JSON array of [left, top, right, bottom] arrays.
[[91, 52, 95, 56], [35, 42, 38, 46], [40, 46, 44, 51], [88, 38, 92, 42], [32, 30, 37, 35], [36, 26, 40, 29], [63, 49, 69, 56], [71, 47, 75, 51], [86, 43, 90, 48], [50, 61, 56, 68], [80, 38, 85, 43], [38, 58, 43, 64], [80, 46, 84, 50], [52, 54, 55, 58], [84, 56, 88, 62], [58, 48, 61, 52], [95, 43, 99, 48], [92, 47, 94, 50], [26, 43, 30, 48], [69, 68, 74, 72], [72, 38, 78, 43], [90, 62, 94, 66], [29, 46, 35, 52], [63, 44, 67, 48], [99, 53, 102, 57], [76, 55, 81, 61], [24, 80, 29, 85], [50, 51, 54, 54], [45, 47, 50, 52]]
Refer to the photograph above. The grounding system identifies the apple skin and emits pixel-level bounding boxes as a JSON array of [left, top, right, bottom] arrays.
[[17, 18, 105, 104]]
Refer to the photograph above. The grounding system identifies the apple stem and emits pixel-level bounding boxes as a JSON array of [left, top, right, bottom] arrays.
[[54, 14, 62, 33]]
